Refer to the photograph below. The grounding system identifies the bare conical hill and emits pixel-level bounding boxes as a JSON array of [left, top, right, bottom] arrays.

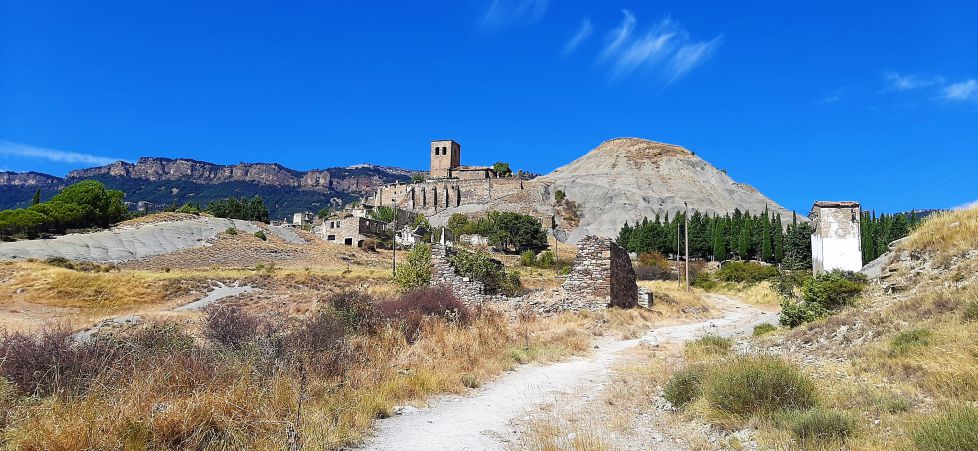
[[539, 138, 797, 242]]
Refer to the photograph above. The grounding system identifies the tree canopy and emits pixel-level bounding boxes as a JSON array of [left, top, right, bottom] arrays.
[[206, 196, 270, 223], [0, 180, 128, 239]]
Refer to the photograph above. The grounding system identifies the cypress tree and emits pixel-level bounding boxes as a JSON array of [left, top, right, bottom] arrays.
[[31, 189, 41, 206]]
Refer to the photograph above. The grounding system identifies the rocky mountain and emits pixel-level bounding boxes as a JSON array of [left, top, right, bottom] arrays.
[[0, 159, 416, 219], [538, 138, 799, 242]]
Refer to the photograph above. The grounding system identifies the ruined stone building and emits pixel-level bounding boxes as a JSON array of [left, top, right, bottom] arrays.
[[370, 140, 528, 215], [316, 214, 387, 247], [810, 201, 862, 274], [561, 235, 638, 308]]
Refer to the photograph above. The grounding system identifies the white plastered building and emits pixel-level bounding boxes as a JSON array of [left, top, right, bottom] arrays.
[[810, 201, 863, 274]]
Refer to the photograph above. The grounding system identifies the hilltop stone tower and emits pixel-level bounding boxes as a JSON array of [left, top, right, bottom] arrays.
[[430, 139, 461, 179]]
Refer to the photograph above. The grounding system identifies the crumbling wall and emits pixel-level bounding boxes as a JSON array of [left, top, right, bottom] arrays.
[[561, 235, 638, 308], [430, 244, 505, 305]]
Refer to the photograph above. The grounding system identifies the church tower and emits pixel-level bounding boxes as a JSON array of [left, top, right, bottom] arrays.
[[430, 139, 461, 178]]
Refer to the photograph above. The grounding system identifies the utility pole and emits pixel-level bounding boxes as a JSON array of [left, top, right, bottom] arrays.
[[676, 216, 681, 289], [685, 202, 690, 293], [391, 206, 398, 276]]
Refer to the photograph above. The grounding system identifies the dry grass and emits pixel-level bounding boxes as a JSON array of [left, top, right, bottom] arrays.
[[899, 206, 978, 263], [639, 280, 713, 318], [711, 281, 781, 307], [0, 262, 177, 310], [0, 296, 663, 449]]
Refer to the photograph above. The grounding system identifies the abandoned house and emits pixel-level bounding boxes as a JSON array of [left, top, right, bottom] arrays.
[[810, 201, 863, 274], [316, 214, 388, 247]]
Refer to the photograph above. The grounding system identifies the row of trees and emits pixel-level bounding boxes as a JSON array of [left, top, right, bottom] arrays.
[[860, 211, 917, 264], [205, 196, 270, 223], [0, 181, 129, 239], [617, 207, 815, 269]]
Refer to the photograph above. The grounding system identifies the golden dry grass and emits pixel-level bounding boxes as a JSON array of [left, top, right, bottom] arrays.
[[638, 280, 713, 318], [899, 206, 978, 263], [711, 281, 781, 307], [0, 299, 663, 449]]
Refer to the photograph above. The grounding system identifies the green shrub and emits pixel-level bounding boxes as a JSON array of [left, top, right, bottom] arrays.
[[554, 190, 566, 202], [254, 230, 267, 241], [663, 364, 710, 408], [520, 250, 536, 267], [225, 227, 238, 235], [890, 328, 932, 355], [912, 407, 978, 451], [685, 335, 732, 356], [779, 408, 857, 443], [716, 261, 779, 283], [703, 355, 817, 417], [174, 202, 201, 214], [537, 250, 555, 268], [450, 248, 521, 296], [753, 323, 777, 336], [461, 373, 480, 389], [693, 272, 718, 290], [779, 299, 828, 328], [394, 243, 431, 290], [802, 270, 866, 309], [962, 299, 978, 322]]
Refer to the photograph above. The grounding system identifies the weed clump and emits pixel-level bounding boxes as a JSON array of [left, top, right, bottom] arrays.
[[778, 408, 857, 443], [663, 364, 710, 408], [753, 323, 777, 336], [889, 328, 932, 355], [253, 230, 267, 241], [684, 335, 732, 358], [377, 286, 471, 341], [703, 355, 817, 417], [912, 407, 978, 451], [961, 299, 978, 322]]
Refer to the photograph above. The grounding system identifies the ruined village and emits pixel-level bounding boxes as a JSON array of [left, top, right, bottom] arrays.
[[1, 2, 975, 450]]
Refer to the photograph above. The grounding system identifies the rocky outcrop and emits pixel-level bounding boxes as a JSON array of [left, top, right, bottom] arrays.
[[66, 157, 332, 190], [0, 171, 62, 187]]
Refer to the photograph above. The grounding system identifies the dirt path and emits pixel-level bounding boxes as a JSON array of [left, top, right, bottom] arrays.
[[361, 294, 777, 450]]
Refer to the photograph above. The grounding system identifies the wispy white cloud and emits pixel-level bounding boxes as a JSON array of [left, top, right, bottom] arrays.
[[882, 72, 943, 91], [0, 141, 124, 166], [940, 79, 978, 101], [668, 37, 722, 81], [953, 199, 978, 211], [600, 10, 636, 60], [599, 11, 720, 83], [562, 18, 593, 55], [479, 0, 550, 31], [817, 88, 846, 104]]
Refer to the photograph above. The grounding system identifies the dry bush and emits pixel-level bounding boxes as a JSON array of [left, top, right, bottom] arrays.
[[203, 306, 262, 349], [376, 286, 472, 342], [0, 326, 129, 396]]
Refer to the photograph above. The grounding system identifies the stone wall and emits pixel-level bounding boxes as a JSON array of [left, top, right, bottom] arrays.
[[561, 235, 638, 308], [372, 177, 526, 216], [430, 244, 509, 305]]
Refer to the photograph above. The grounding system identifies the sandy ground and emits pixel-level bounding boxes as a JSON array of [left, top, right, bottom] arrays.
[[0, 216, 303, 262], [361, 294, 777, 450]]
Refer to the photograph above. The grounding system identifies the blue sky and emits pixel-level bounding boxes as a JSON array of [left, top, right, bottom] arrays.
[[1, 0, 976, 213]]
